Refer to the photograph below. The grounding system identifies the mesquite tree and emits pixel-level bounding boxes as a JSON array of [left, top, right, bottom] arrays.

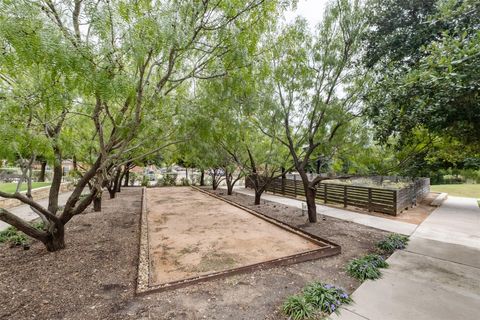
[[262, 0, 368, 222], [0, 0, 279, 251]]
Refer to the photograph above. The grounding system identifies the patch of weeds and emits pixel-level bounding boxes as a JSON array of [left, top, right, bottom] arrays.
[[282, 282, 352, 320], [196, 252, 237, 272], [346, 254, 388, 282], [0, 227, 28, 246], [0, 221, 47, 247], [282, 295, 314, 320], [32, 221, 45, 231], [377, 233, 409, 253]]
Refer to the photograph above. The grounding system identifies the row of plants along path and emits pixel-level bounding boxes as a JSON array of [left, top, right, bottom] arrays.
[[283, 233, 409, 320]]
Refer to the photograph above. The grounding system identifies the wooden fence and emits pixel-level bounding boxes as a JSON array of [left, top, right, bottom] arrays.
[[245, 176, 430, 216]]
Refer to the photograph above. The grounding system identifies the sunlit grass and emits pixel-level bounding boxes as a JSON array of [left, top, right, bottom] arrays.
[[430, 184, 480, 199], [0, 182, 51, 194]]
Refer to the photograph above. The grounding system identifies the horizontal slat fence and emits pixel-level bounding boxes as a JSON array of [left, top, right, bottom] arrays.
[[246, 176, 430, 216]]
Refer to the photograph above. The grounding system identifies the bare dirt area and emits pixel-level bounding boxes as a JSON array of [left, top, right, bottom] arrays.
[[146, 187, 323, 286], [0, 186, 389, 320]]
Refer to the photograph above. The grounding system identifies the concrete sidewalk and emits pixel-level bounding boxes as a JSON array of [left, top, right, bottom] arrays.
[[229, 187, 418, 235], [330, 196, 480, 320], [412, 196, 480, 249], [0, 192, 72, 231]]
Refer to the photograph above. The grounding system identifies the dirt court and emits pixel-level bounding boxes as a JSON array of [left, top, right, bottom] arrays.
[[146, 187, 326, 286]]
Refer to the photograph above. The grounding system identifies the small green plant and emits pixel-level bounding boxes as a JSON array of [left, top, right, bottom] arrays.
[[282, 283, 352, 319], [303, 282, 352, 315], [32, 221, 45, 231], [377, 233, 409, 253], [282, 295, 314, 320], [0, 227, 28, 246], [346, 254, 389, 281]]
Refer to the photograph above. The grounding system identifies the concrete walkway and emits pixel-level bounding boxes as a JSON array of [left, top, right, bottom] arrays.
[[0, 192, 72, 231], [228, 187, 418, 235], [330, 196, 480, 320]]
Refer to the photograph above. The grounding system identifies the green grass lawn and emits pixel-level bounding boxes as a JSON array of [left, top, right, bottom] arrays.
[[0, 182, 51, 194], [430, 184, 480, 199]]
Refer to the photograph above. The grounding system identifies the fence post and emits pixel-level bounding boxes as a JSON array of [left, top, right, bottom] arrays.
[[324, 184, 328, 204], [343, 185, 347, 208], [393, 190, 397, 215], [368, 188, 372, 212], [294, 175, 297, 198]]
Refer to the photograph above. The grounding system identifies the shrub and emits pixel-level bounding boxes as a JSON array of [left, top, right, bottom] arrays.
[[161, 173, 177, 186], [282, 295, 314, 320], [346, 254, 389, 281], [377, 233, 409, 253], [180, 177, 190, 186], [282, 283, 352, 319], [303, 282, 352, 315]]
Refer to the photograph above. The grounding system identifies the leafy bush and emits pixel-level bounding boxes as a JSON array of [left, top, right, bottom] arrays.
[[303, 282, 352, 314], [283, 283, 352, 319], [377, 233, 409, 253], [180, 177, 190, 186], [346, 254, 389, 281], [161, 173, 177, 186], [0, 227, 28, 246], [282, 295, 314, 320]]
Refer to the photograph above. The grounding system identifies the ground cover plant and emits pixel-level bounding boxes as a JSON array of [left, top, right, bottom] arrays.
[[346, 254, 388, 282], [0, 226, 28, 246], [283, 282, 352, 319], [0, 221, 45, 247], [377, 233, 409, 253]]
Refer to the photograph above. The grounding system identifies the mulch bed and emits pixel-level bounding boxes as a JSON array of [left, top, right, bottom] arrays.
[[0, 187, 390, 320]]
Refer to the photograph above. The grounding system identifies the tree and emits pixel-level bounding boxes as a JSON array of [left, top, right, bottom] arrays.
[[261, 0, 367, 222], [0, 0, 279, 251], [365, 0, 480, 147]]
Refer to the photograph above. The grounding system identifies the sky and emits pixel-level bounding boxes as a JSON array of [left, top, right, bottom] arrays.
[[284, 0, 328, 28]]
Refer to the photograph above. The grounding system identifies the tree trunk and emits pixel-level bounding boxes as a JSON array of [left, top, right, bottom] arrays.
[[227, 184, 234, 195], [115, 169, 122, 193], [254, 190, 262, 205], [39, 161, 47, 182], [224, 170, 233, 195], [72, 155, 78, 171], [43, 225, 65, 252], [123, 169, 130, 187], [108, 188, 116, 199], [93, 195, 102, 212], [48, 148, 63, 215], [200, 169, 205, 186], [305, 185, 317, 223], [299, 170, 317, 223]]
